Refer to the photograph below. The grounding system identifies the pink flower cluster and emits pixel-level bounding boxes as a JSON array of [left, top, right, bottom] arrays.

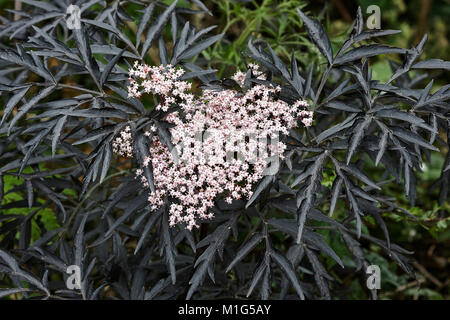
[[121, 63, 313, 230], [112, 126, 133, 157], [128, 61, 192, 112]]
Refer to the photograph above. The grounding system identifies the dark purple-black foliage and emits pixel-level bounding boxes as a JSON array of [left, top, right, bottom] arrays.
[[0, 2, 449, 300]]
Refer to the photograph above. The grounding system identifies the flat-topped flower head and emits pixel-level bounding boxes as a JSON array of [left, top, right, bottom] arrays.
[[120, 63, 313, 230]]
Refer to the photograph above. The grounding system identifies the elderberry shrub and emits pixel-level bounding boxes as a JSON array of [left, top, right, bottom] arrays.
[[0, 1, 449, 300]]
